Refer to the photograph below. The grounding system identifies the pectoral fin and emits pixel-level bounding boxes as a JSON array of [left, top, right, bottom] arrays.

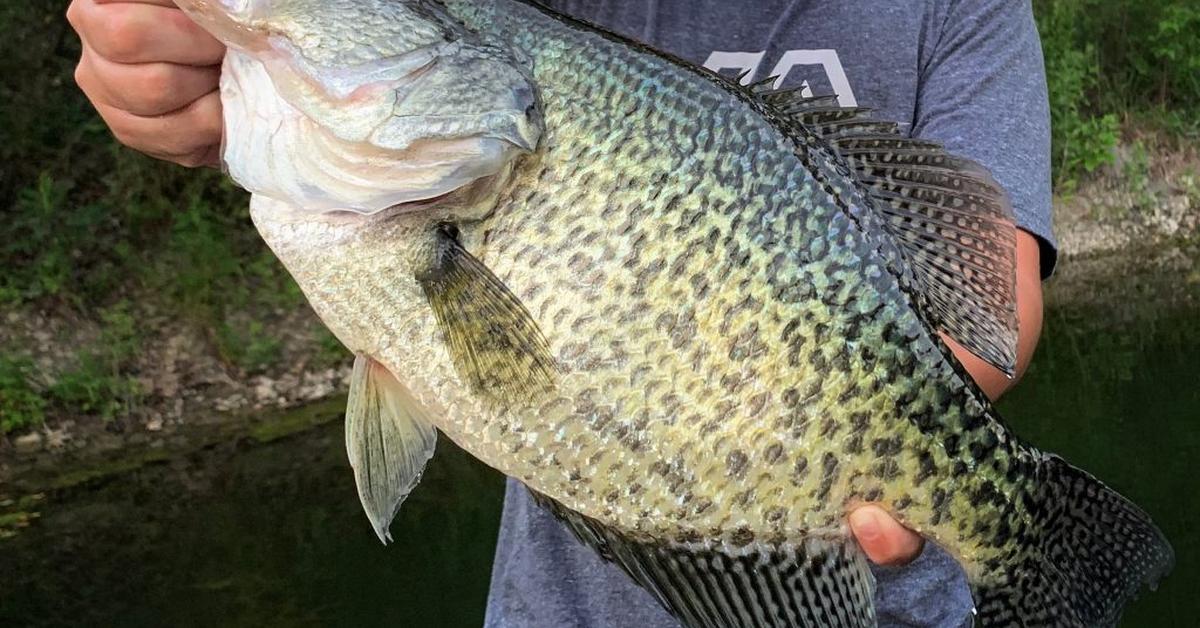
[[345, 354, 437, 544], [415, 224, 557, 407]]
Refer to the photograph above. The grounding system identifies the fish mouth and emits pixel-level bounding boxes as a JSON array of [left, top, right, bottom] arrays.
[[179, 0, 541, 152], [218, 45, 541, 215], [183, 0, 542, 214], [263, 36, 541, 153]]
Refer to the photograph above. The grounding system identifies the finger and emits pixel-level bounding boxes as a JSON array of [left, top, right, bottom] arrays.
[[71, 0, 225, 65], [150, 143, 222, 169], [93, 90, 223, 160], [77, 42, 220, 116], [96, 0, 184, 6], [848, 505, 924, 567]]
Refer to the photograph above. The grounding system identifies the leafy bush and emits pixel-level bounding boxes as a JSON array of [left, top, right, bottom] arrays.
[[1035, 1, 1120, 188], [48, 365, 142, 423], [47, 302, 144, 422], [1118, 3, 1200, 114], [0, 173, 74, 304], [0, 355, 46, 434], [1034, 0, 1200, 184]]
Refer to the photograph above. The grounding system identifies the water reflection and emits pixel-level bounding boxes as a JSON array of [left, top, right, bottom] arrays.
[[1, 429, 506, 627], [998, 302, 1199, 625]]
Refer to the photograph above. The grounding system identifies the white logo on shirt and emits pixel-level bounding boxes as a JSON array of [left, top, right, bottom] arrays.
[[702, 49, 858, 107]]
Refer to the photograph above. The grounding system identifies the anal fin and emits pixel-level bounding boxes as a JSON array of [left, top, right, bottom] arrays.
[[530, 490, 877, 628], [975, 454, 1173, 627], [345, 354, 438, 544]]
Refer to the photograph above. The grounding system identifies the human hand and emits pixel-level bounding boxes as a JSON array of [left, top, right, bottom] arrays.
[[849, 504, 924, 566], [67, 0, 226, 167]]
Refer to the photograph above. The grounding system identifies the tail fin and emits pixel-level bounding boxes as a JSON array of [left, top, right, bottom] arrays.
[[975, 454, 1173, 627]]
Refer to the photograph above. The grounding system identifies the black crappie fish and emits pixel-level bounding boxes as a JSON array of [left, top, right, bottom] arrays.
[[177, 0, 1173, 625]]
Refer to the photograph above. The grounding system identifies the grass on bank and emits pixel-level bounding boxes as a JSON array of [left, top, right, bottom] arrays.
[[1, 0, 1198, 434], [0, 2, 319, 434]]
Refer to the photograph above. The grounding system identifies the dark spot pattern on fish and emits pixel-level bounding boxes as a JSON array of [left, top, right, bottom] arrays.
[[763, 442, 785, 465], [815, 452, 839, 501], [726, 450, 749, 478]]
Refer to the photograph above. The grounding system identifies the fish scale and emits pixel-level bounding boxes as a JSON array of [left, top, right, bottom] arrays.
[[182, 0, 1174, 625]]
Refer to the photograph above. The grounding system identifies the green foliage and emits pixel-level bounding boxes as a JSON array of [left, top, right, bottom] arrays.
[[0, 1, 313, 425], [0, 355, 46, 433], [47, 302, 144, 421], [0, 174, 73, 303], [1140, 4, 1200, 110], [162, 190, 304, 374], [48, 366, 141, 422], [1122, 141, 1156, 212], [1035, 0, 1119, 188], [2, 304, 150, 428], [1034, 0, 1200, 185], [313, 329, 352, 370], [217, 320, 284, 375]]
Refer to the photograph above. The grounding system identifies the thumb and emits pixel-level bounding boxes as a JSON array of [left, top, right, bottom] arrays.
[[848, 505, 924, 566]]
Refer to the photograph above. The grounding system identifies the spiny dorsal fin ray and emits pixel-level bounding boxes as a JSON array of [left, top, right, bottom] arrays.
[[530, 489, 877, 628], [858, 165, 1005, 199], [778, 106, 873, 125], [416, 224, 557, 406], [820, 120, 903, 139], [839, 146, 978, 172], [755, 87, 1019, 374], [345, 355, 438, 544]]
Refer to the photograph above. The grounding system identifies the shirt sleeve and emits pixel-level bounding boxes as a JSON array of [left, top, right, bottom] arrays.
[[912, 0, 1057, 277], [870, 542, 975, 628]]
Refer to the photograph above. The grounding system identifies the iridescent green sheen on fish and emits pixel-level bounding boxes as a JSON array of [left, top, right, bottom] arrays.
[[179, 0, 1173, 626]]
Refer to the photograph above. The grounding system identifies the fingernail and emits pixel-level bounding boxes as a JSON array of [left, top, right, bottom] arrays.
[[850, 508, 881, 541]]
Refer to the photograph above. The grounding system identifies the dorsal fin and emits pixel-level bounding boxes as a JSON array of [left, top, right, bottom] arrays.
[[751, 82, 1019, 375]]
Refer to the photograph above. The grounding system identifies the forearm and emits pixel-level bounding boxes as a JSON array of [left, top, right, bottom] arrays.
[[942, 230, 1044, 401]]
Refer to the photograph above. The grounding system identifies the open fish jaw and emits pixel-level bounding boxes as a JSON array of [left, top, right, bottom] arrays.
[[180, 0, 541, 214]]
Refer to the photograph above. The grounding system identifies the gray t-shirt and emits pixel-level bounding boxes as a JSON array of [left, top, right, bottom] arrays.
[[486, 1, 1056, 627]]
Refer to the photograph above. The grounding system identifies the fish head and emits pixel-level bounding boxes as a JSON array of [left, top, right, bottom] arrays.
[[179, 0, 542, 216]]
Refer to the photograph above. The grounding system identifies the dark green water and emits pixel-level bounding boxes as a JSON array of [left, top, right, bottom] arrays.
[[997, 290, 1200, 625], [0, 431, 508, 627], [2, 255, 1198, 627]]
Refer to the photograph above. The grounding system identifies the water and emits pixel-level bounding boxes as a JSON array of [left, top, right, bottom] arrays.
[[2, 248, 1197, 627], [0, 430, 508, 627], [996, 250, 1200, 626]]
